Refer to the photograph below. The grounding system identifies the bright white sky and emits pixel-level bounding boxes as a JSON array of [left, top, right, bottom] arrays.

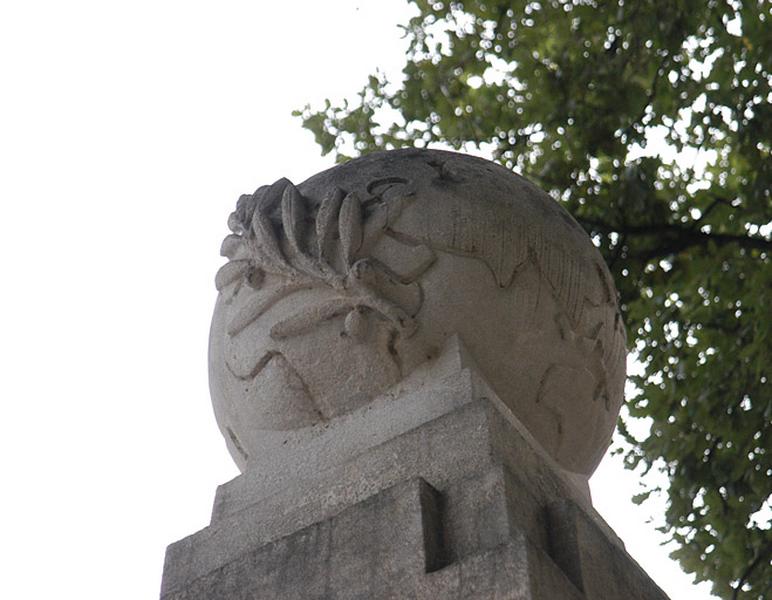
[[0, 2, 716, 598]]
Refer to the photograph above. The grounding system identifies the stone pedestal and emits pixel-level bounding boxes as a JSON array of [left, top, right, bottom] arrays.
[[161, 340, 669, 600]]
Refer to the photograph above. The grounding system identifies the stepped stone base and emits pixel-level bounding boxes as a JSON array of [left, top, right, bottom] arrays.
[[161, 342, 669, 600]]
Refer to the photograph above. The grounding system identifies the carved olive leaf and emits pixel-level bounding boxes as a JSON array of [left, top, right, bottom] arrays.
[[270, 298, 353, 340], [281, 183, 326, 278], [368, 233, 437, 284], [373, 268, 423, 317], [359, 193, 413, 257], [281, 182, 306, 258], [245, 267, 265, 289], [262, 178, 292, 213], [228, 194, 256, 234], [250, 196, 293, 276], [215, 259, 250, 291], [315, 187, 344, 263], [220, 234, 243, 259], [348, 258, 377, 286], [344, 307, 368, 340], [227, 211, 243, 235], [359, 203, 388, 257], [339, 191, 363, 266], [364, 296, 416, 337], [227, 282, 311, 336]]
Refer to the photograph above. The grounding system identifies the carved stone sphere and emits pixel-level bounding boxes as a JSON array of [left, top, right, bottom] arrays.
[[209, 149, 627, 476]]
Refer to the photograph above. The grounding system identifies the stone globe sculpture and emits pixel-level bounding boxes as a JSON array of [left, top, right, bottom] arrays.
[[209, 149, 626, 477]]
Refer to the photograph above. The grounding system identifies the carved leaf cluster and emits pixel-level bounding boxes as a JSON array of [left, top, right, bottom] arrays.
[[216, 179, 420, 342]]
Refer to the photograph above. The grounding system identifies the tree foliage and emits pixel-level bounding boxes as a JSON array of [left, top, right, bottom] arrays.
[[295, 1, 771, 597]]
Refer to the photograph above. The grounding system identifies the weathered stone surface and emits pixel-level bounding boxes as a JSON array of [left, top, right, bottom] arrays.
[[162, 457, 665, 599], [547, 500, 670, 600], [417, 538, 586, 600], [442, 464, 550, 562], [162, 400, 525, 596], [209, 336, 495, 520], [209, 148, 627, 476], [165, 479, 441, 600], [161, 358, 659, 598], [164, 477, 584, 600], [209, 337, 592, 524]]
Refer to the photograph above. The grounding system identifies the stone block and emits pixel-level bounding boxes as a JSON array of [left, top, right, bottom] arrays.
[[161, 350, 667, 600], [162, 393, 626, 597], [164, 476, 584, 600], [163, 478, 440, 600], [547, 499, 670, 600], [443, 464, 549, 562]]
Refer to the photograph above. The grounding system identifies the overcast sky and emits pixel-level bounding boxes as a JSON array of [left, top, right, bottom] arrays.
[[0, 2, 716, 598]]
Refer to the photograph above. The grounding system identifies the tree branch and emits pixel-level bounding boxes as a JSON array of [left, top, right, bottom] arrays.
[[732, 543, 771, 600], [577, 218, 772, 260], [698, 196, 732, 222], [621, 53, 669, 140]]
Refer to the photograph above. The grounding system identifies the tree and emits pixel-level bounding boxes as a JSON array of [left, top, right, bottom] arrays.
[[295, 1, 771, 598]]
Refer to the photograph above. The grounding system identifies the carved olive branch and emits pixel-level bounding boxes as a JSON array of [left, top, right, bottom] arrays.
[[216, 179, 417, 340]]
